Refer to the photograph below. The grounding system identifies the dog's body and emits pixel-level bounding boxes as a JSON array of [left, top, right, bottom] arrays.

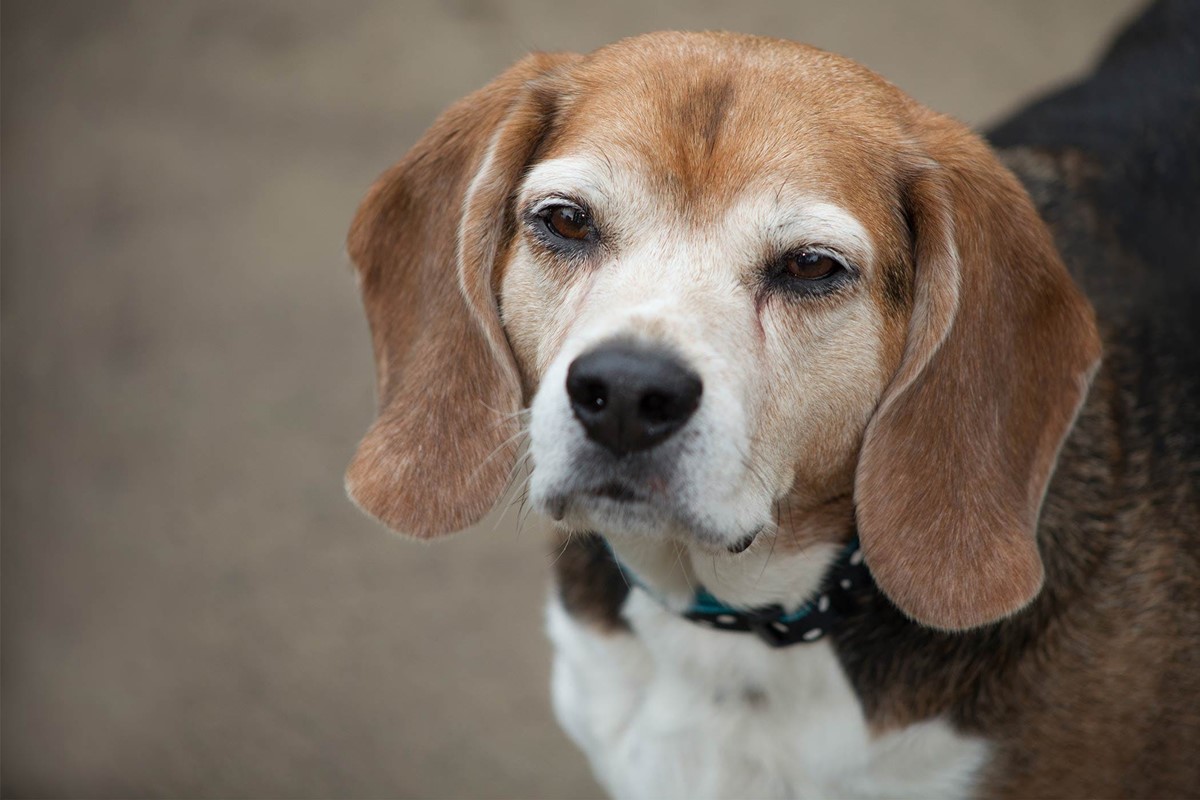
[[346, 3, 1198, 797], [549, 6, 1200, 796], [549, 299, 1198, 798]]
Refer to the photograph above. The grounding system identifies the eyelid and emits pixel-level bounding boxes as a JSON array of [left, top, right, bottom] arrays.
[[779, 244, 858, 274], [763, 201, 874, 269], [528, 195, 588, 217], [757, 244, 859, 300]]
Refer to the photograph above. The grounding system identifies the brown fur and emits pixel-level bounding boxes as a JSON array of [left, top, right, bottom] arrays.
[[346, 32, 1198, 797], [344, 52, 576, 537], [834, 312, 1200, 798], [856, 105, 1102, 630], [552, 532, 631, 633]]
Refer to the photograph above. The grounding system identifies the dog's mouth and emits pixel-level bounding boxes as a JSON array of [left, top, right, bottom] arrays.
[[588, 481, 644, 503], [727, 531, 759, 554], [544, 481, 646, 521], [544, 479, 763, 555], [542, 475, 668, 523]]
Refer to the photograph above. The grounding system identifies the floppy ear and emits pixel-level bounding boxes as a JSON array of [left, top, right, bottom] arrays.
[[345, 52, 577, 537], [855, 111, 1102, 630]]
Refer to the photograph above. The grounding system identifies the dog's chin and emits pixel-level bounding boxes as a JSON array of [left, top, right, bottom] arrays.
[[547, 488, 674, 535], [544, 489, 763, 555]]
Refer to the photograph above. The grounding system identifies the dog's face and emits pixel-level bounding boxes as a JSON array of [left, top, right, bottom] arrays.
[[345, 33, 1101, 630], [504, 50, 911, 552]]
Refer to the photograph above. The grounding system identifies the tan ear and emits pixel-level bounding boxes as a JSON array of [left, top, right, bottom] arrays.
[[855, 111, 1102, 630], [345, 52, 577, 537]]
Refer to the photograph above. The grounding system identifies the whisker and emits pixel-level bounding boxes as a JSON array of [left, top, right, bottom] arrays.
[[786, 494, 803, 550], [502, 454, 533, 498], [548, 531, 574, 567], [479, 401, 532, 420], [465, 427, 529, 487], [673, 542, 695, 594], [514, 484, 532, 541], [728, 437, 774, 500], [481, 405, 532, 435], [516, 487, 539, 540], [611, 542, 632, 590], [758, 500, 781, 583]]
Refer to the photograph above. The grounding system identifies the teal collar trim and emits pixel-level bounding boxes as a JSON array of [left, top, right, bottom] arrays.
[[607, 536, 872, 648]]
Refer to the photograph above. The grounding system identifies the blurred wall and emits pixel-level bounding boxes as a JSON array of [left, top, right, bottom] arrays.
[[1, 1, 1144, 797]]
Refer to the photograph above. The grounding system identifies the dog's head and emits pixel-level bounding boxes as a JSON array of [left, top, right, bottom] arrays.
[[345, 33, 1101, 631]]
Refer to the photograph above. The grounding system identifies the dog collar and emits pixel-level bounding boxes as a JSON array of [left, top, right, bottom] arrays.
[[607, 537, 872, 648]]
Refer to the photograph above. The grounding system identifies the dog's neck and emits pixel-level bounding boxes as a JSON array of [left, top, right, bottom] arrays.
[[600, 494, 856, 614]]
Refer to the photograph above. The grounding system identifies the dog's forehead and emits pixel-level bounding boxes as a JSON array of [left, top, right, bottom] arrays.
[[540, 33, 910, 222]]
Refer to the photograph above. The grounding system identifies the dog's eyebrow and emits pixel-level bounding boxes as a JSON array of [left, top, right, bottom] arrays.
[[734, 196, 875, 266], [520, 156, 613, 206], [788, 201, 874, 264], [522, 159, 874, 266]]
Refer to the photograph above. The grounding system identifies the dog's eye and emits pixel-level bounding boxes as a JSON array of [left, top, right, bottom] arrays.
[[540, 204, 594, 241], [765, 248, 854, 298], [784, 250, 842, 281]]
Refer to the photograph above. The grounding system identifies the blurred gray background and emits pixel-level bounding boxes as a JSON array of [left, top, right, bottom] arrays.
[[1, 1, 1144, 797]]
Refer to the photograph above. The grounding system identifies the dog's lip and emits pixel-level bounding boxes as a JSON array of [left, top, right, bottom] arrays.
[[543, 482, 653, 521], [724, 534, 753, 554], [726, 530, 760, 554], [587, 481, 646, 503], [545, 487, 763, 554]]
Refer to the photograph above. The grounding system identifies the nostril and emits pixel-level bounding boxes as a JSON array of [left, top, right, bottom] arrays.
[[567, 372, 609, 414], [639, 371, 702, 427], [581, 380, 607, 411], [639, 391, 676, 424]]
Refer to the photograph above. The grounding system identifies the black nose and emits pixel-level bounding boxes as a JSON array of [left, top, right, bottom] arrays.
[[566, 342, 703, 457]]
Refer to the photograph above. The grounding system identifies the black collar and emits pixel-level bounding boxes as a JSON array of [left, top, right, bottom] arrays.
[[607, 537, 873, 648]]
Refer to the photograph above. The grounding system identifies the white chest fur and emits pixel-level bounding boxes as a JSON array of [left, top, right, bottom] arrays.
[[547, 589, 990, 800]]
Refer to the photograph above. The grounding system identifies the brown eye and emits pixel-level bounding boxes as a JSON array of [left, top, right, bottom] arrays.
[[543, 204, 593, 241], [767, 248, 853, 298], [785, 250, 840, 280]]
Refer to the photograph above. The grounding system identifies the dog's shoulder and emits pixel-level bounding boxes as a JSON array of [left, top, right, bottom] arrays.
[[541, 11, 1200, 797]]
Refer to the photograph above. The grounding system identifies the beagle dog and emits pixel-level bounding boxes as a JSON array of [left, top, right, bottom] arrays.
[[345, 10, 1199, 799]]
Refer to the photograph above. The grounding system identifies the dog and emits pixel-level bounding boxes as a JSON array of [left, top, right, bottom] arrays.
[[344, 3, 1199, 797]]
